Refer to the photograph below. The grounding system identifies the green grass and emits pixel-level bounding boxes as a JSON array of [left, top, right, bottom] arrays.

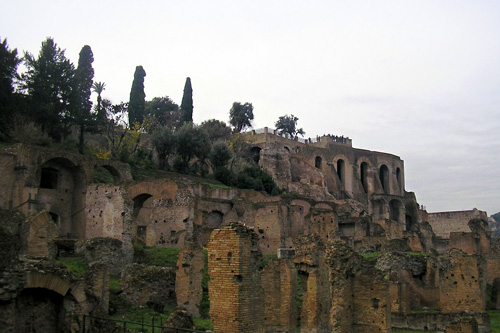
[[488, 310, 500, 332], [133, 244, 180, 268], [109, 277, 122, 293], [360, 252, 381, 259], [201, 182, 232, 189], [111, 305, 173, 333], [402, 251, 430, 257], [391, 330, 438, 333], [56, 257, 89, 277], [193, 317, 213, 330]]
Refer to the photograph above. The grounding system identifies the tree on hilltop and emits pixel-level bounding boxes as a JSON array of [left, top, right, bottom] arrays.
[[21, 37, 75, 141], [229, 102, 254, 132], [200, 119, 232, 143], [92, 81, 106, 122], [180, 77, 193, 123], [145, 96, 180, 131], [275, 114, 305, 139], [73, 45, 94, 153], [0, 37, 22, 139], [128, 65, 146, 127]]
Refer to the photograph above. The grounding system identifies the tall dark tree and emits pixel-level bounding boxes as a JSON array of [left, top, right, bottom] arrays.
[[21, 37, 75, 141], [128, 65, 146, 127], [229, 102, 254, 132], [0, 38, 22, 138], [275, 114, 305, 139], [145, 96, 180, 131], [73, 45, 94, 153], [180, 77, 193, 123], [92, 81, 106, 122]]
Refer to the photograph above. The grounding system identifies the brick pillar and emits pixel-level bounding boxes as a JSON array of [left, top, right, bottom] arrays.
[[208, 222, 264, 333], [262, 259, 297, 331]]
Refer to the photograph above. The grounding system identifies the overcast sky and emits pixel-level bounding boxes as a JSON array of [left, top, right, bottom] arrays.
[[2, 0, 499, 215]]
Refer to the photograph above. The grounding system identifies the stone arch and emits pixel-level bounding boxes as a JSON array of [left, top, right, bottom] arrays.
[[389, 199, 403, 222], [25, 272, 71, 296], [250, 147, 262, 164], [93, 164, 121, 184], [132, 193, 153, 245], [15, 288, 65, 332], [315, 156, 322, 169], [283, 146, 290, 153], [379, 164, 390, 194], [336, 159, 345, 186]]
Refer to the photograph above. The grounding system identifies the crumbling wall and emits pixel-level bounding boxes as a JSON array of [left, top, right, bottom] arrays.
[[439, 249, 486, 313], [85, 185, 125, 240], [175, 244, 205, 317], [261, 258, 297, 332], [427, 209, 487, 239], [208, 222, 264, 333]]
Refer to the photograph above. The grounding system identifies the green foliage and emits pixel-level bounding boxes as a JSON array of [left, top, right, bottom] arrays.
[[92, 81, 106, 123], [132, 244, 180, 268], [488, 310, 500, 332], [111, 304, 173, 333], [210, 142, 233, 169], [0, 37, 22, 139], [180, 77, 193, 123], [21, 37, 75, 141], [93, 166, 115, 184], [174, 122, 211, 173], [236, 166, 280, 196], [145, 96, 180, 131], [152, 126, 176, 170], [128, 65, 146, 127], [257, 253, 277, 270], [200, 249, 210, 318], [200, 119, 232, 143], [56, 257, 89, 277], [229, 102, 254, 132], [275, 114, 305, 138], [201, 182, 232, 189]]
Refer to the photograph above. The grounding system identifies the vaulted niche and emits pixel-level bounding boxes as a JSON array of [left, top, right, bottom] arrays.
[[336, 159, 345, 184], [389, 199, 402, 222], [250, 147, 262, 164], [40, 167, 59, 189], [396, 167, 402, 192], [379, 165, 389, 194], [315, 156, 322, 169], [360, 162, 369, 193]]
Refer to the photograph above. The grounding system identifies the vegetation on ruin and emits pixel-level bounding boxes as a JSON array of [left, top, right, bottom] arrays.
[[133, 244, 180, 268], [258, 252, 278, 270], [488, 310, 500, 332], [360, 252, 381, 259], [200, 249, 210, 318], [56, 257, 89, 277]]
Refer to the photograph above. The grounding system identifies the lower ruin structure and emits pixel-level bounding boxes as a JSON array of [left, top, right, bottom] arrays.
[[0, 140, 497, 332]]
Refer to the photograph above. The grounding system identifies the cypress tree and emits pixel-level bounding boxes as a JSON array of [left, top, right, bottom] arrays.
[[128, 65, 146, 127], [73, 45, 94, 153], [180, 77, 193, 123]]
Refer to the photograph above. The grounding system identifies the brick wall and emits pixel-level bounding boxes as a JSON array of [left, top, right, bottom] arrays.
[[208, 223, 264, 332], [427, 209, 486, 239]]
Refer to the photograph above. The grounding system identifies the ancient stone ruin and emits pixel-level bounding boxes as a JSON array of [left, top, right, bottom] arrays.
[[0, 131, 497, 332]]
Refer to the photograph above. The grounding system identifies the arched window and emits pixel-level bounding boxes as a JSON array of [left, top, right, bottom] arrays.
[[336, 159, 345, 184], [396, 167, 402, 192], [315, 156, 322, 169], [360, 162, 369, 193], [379, 165, 389, 193]]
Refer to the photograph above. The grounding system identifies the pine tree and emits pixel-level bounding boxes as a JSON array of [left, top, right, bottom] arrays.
[[180, 77, 193, 123], [22, 37, 75, 141], [73, 45, 94, 153], [0, 37, 22, 138], [128, 66, 146, 127]]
